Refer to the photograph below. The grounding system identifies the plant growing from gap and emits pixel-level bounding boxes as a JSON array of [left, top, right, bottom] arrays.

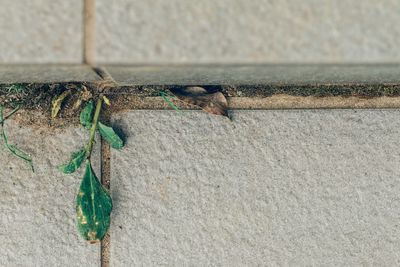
[[58, 94, 124, 243], [0, 105, 34, 171], [159, 91, 182, 113], [0, 83, 228, 244]]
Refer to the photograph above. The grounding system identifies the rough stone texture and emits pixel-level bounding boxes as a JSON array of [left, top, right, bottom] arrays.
[[97, 0, 400, 63], [0, 65, 100, 84], [0, 0, 83, 63], [0, 115, 101, 266], [102, 64, 400, 97], [103, 64, 400, 86], [111, 110, 400, 266]]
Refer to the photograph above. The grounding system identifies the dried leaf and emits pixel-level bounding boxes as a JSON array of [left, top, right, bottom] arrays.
[[72, 97, 83, 111], [98, 122, 124, 150], [80, 101, 94, 129], [76, 161, 112, 243], [170, 87, 228, 117], [51, 90, 72, 118], [81, 85, 92, 101], [103, 95, 111, 106], [58, 148, 86, 174]]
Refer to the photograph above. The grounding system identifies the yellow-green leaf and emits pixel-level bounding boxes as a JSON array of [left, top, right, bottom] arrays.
[[103, 95, 111, 106], [80, 101, 94, 129], [58, 148, 86, 174], [51, 90, 72, 118], [76, 161, 112, 243], [98, 122, 124, 150]]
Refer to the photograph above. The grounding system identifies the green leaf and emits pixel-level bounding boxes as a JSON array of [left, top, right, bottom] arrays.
[[80, 101, 94, 129], [58, 148, 86, 174], [98, 122, 124, 150], [76, 161, 112, 243]]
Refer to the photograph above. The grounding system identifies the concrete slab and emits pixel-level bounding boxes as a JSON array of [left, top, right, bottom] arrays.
[[111, 110, 400, 266], [103, 64, 400, 86], [96, 0, 400, 63], [0, 0, 83, 63], [103, 64, 400, 97], [0, 115, 100, 266], [0, 65, 100, 84]]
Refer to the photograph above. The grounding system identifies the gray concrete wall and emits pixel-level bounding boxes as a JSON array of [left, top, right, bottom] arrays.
[[0, 119, 101, 266], [109, 110, 400, 266], [96, 0, 400, 64], [0, 0, 83, 63], [1, 1, 400, 266], [3, 109, 400, 266], [1, 0, 400, 63]]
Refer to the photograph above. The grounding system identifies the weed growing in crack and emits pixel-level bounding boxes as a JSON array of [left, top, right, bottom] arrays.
[[159, 91, 182, 113], [0, 105, 34, 171], [58, 95, 124, 243]]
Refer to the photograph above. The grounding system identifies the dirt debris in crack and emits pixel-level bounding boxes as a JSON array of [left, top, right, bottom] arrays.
[[0, 82, 101, 128]]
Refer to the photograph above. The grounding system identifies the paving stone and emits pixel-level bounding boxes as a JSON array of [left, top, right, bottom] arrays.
[[0, 65, 100, 84], [0, 0, 83, 63], [97, 0, 400, 63], [0, 115, 101, 266], [104, 64, 400, 86], [111, 110, 400, 266], [103, 64, 400, 97]]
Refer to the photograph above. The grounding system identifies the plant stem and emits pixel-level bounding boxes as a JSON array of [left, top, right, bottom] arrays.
[[86, 95, 103, 158], [0, 106, 20, 123], [0, 105, 34, 171]]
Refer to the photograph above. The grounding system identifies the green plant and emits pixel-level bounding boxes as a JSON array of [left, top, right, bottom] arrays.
[[159, 91, 182, 113], [0, 105, 34, 171], [58, 95, 124, 243], [4, 84, 27, 96]]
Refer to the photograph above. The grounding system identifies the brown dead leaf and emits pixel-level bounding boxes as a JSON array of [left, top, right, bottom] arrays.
[[72, 85, 93, 111], [170, 87, 229, 117]]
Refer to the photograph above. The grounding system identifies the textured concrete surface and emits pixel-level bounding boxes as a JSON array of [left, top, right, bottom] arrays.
[[103, 64, 400, 86], [97, 0, 400, 63], [0, 116, 100, 266], [0, 0, 83, 63], [0, 65, 100, 84], [102, 64, 400, 98], [111, 110, 400, 266]]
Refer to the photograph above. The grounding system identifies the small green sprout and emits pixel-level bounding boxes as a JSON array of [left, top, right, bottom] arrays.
[[160, 91, 182, 113]]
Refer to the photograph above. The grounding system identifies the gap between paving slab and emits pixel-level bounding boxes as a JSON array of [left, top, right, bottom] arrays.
[[2, 64, 400, 114], [2, 63, 400, 266]]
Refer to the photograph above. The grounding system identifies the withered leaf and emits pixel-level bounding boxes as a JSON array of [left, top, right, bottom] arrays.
[[72, 85, 93, 111], [103, 95, 111, 106], [169, 87, 228, 117], [51, 90, 72, 118]]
